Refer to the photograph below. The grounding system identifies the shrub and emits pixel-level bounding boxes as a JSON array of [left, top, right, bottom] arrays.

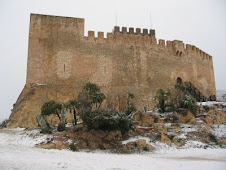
[[171, 114, 179, 122], [165, 102, 176, 112], [57, 123, 65, 132], [40, 127, 52, 134], [203, 105, 211, 112], [41, 100, 62, 120], [78, 82, 106, 111], [181, 93, 198, 114], [125, 105, 137, 115], [143, 146, 149, 151], [69, 143, 77, 151], [208, 133, 218, 145], [0, 119, 8, 128], [154, 116, 159, 123], [80, 109, 132, 134], [154, 89, 170, 112], [155, 85, 198, 114]]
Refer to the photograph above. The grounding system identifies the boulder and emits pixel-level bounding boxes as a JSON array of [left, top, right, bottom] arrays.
[[153, 124, 168, 134], [55, 141, 68, 150], [36, 142, 56, 149], [208, 110, 216, 116], [132, 111, 155, 127], [172, 137, 185, 147], [160, 133, 171, 146], [178, 111, 196, 124], [219, 139, 226, 145], [104, 130, 122, 141], [125, 139, 155, 152], [204, 116, 213, 125]]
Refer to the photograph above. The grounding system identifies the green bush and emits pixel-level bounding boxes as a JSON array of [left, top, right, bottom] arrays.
[[154, 89, 170, 112], [80, 109, 132, 134], [57, 123, 65, 132], [125, 105, 137, 115], [0, 119, 8, 128], [40, 127, 52, 134], [143, 146, 149, 151], [165, 102, 176, 112], [41, 100, 62, 119], [208, 133, 218, 145], [69, 143, 77, 151], [181, 93, 198, 114], [154, 85, 198, 114]]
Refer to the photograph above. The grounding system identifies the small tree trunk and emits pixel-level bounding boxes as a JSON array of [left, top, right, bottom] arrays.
[[56, 112, 61, 121], [73, 109, 77, 125], [98, 103, 102, 109], [160, 99, 165, 112]]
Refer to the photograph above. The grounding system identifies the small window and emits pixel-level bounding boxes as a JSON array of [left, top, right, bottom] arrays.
[[177, 77, 183, 84], [64, 64, 66, 72]]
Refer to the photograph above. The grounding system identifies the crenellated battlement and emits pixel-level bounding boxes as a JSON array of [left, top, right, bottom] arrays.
[[113, 26, 155, 37], [84, 26, 212, 61]]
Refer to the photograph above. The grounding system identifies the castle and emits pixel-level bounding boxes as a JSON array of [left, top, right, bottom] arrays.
[[7, 14, 216, 128]]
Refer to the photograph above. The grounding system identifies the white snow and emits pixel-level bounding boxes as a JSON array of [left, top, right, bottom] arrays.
[[0, 129, 226, 170], [182, 140, 208, 149], [181, 127, 198, 133], [0, 128, 52, 147], [176, 133, 187, 139], [211, 124, 226, 139], [121, 136, 150, 145], [198, 101, 226, 107]]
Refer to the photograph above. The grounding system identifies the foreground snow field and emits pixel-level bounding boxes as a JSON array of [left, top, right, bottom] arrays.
[[0, 129, 226, 170]]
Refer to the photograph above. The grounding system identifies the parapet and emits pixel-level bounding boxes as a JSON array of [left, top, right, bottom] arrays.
[[113, 26, 155, 38], [30, 14, 85, 36], [84, 25, 212, 61]]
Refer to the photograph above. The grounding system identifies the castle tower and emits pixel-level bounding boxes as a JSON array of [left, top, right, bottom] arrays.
[[7, 14, 216, 128]]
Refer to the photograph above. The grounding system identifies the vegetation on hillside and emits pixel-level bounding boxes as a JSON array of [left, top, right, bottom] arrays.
[[37, 82, 133, 134], [154, 83, 198, 114]]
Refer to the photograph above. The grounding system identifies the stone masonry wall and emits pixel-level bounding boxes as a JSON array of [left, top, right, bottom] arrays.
[[7, 14, 216, 128]]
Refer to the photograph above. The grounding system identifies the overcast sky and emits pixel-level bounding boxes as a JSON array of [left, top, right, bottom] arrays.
[[0, 0, 225, 121]]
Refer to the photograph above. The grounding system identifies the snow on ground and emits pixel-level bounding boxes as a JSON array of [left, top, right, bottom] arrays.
[[211, 124, 226, 139], [0, 129, 226, 170], [0, 128, 52, 148], [198, 101, 226, 107]]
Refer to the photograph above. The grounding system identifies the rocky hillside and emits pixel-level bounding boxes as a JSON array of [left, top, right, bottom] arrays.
[[35, 101, 226, 153]]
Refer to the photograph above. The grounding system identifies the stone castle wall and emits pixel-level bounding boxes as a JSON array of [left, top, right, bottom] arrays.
[[7, 14, 216, 128]]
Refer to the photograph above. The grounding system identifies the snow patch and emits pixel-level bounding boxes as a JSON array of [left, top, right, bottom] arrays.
[[211, 124, 226, 139], [181, 127, 198, 133], [183, 140, 207, 148], [121, 136, 150, 145], [198, 101, 226, 107], [176, 133, 187, 139]]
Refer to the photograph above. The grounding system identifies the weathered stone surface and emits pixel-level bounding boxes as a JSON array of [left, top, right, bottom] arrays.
[[204, 116, 213, 125], [132, 111, 154, 126], [219, 139, 226, 145], [208, 110, 216, 116], [55, 141, 68, 150], [153, 124, 168, 134], [160, 133, 171, 146], [178, 111, 196, 124], [125, 139, 155, 151]]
